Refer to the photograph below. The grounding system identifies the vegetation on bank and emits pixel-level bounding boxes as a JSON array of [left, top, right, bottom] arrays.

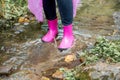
[[80, 37, 120, 64], [0, 0, 28, 31], [58, 37, 120, 80], [0, 0, 28, 19]]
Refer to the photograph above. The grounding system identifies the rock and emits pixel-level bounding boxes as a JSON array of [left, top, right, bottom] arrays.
[[115, 73, 120, 80], [89, 71, 101, 80], [1, 46, 5, 51], [24, 22, 29, 25], [0, 65, 13, 75], [113, 12, 120, 30], [6, 71, 31, 80], [26, 73, 41, 80], [14, 23, 20, 26], [85, 62, 120, 80], [13, 25, 25, 34], [14, 31, 21, 34], [100, 71, 114, 80], [100, 75, 109, 80]]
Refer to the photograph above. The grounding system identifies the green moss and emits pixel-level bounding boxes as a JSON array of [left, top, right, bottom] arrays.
[[76, 70, 91, 80]]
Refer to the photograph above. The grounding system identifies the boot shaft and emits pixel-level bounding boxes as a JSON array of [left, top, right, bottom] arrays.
[[48, 18, 58, 30], [63, 24, 73, 36]]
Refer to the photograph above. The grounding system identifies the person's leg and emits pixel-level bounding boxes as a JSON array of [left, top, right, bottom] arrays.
[[42, 0, 58, 42], [43, 0, 57, 20], [57, 0, 74, 49], [57, 0, 73, 26]]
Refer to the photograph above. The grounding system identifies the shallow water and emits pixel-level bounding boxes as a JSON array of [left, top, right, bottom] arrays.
[[0, 19, 119, 79]]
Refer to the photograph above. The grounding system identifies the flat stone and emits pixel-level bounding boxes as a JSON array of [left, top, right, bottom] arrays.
[[26, 73, 41, 80], [0, 65, 13, 75], [89, 71, 102, 80], [115, 73, 120, 80]]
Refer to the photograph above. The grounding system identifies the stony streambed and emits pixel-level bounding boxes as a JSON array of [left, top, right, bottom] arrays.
[[0, 0, 120, 79], [0, 16, 120, 79]]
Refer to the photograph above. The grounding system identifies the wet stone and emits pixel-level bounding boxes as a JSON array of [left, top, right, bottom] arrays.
[[113, 12, 120, 30], [89, 71, 101, 80], [0, 65, 13, 75], [115, 73, 120, 80], [100, 75, 109, 80], [26, 73, 41, 80], [1, 71, 31, 80], [85, 62, 120, 80], [100, 71, 114, 80]]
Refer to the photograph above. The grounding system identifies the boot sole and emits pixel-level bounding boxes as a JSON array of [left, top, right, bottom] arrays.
[[58, 48, 68, 52]]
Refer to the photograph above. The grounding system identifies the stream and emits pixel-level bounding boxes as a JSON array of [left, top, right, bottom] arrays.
[[0, 0, 120, 79]]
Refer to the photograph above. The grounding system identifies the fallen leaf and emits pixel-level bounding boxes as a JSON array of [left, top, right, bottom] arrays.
[[41, 76, 50, 80], [64, 55, 76, 63], [24, 18, 30, 23], [18, 17, 25, 23], [52, 70, 64, 79]]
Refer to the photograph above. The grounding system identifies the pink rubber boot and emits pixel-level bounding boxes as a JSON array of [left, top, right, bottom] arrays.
[[58, 24, 74, 50], [42, 19, 58, 42]]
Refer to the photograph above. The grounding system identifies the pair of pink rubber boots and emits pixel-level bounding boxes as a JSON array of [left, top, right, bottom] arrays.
[[42, 19, 74, 50]]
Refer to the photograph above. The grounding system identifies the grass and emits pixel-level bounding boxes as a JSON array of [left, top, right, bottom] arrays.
[[0, 0, 28, 19], [78, 37, 120, 64]]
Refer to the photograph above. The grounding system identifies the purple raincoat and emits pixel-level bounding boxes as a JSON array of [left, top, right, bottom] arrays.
[[28, 0, 80, 22]]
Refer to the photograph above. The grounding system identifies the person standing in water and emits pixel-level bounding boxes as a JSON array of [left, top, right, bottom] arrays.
[[28, 0, 79, 50], [42, 0, 74, 50]]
